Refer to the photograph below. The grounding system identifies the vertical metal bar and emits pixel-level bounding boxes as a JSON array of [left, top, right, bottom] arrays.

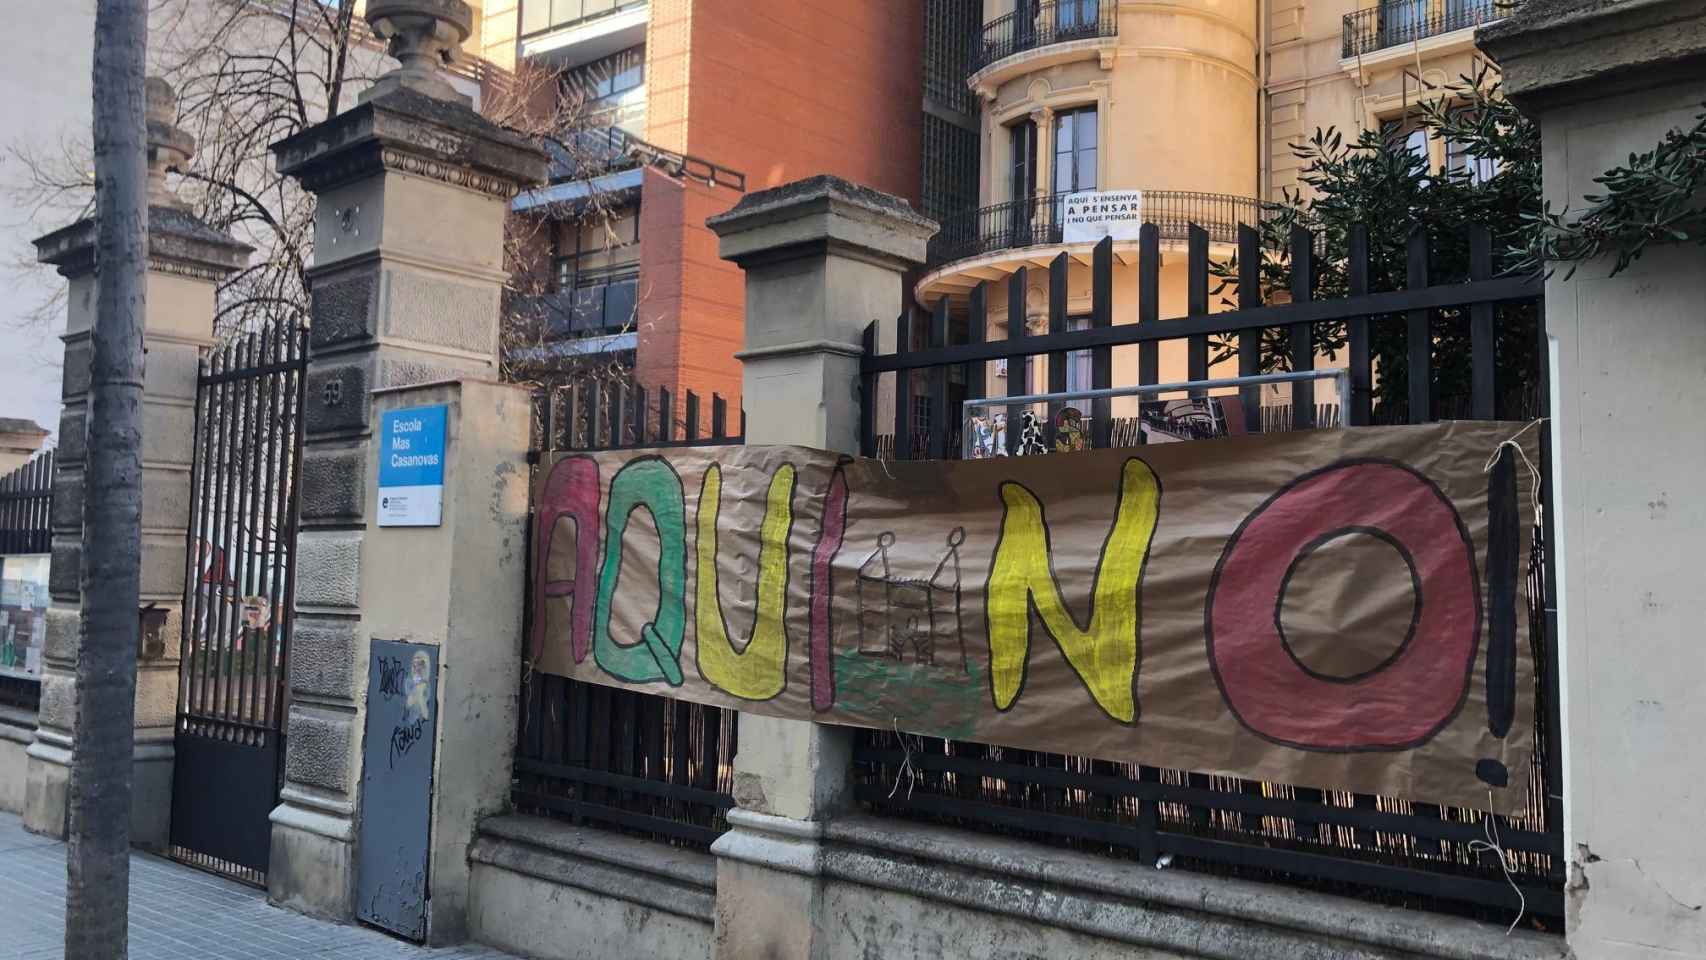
[[1347, 224, 1373, 426], [634, 385, 650, 446], [685, 391, 701, 442], [242, 326, 281, 729], [1006, 268, 1029, 456], [275, 325, 308, 736], [1237, 224, 1263, 433], [1290, 226, 1316, 431], [1090, 236, 1113, 448], [928, 297, 949, 459], [1187, 225, 1209, 397], [893, 310, 913, 461], [228, 333, 261, 726], [180, 350, 214, 720], [1469, 224, 1496, 419], [859, 321, 877, 458], [967, 283, 988, 407], [1046, 252, 1068, 449], [1138, 224, 1160, 389], [1406, 228, 1432, 424], [606, 380, 623, 448], [214, 337, 246, 721], [194, 343, 226, 721], [711, 394, 728, 439], [658, 387, 673, 442], [261, 328, 290, 733]]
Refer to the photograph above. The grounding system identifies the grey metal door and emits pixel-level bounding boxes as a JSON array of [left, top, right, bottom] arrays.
[[356, 639, 440, 940]]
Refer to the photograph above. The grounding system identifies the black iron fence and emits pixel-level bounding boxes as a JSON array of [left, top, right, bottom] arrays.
[[928, 191, 1262, 267], [0, 451, 53, 555], [516, 378, 743, 848], [858, 223, 1563, 926], [1342, 0, 1504, 58], [973, 0, 1119, 73]]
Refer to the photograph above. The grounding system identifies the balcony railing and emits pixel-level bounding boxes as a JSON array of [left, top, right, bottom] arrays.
[[927, 191, 1264, 268], [972, 0, 1119, 74], [520, 0, 647, 40], [1342, 0, 1504, 58]]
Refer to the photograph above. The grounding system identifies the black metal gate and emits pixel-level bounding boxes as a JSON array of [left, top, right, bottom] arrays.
[[170, 322, 307, 884]]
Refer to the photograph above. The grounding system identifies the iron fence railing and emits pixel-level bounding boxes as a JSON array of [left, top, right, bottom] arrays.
[[516, 377, 744, 849], [0, 451, 53, 555], [1342, 0, 1504, 58], [928, 190, 1264, 267], [973, 0, 1119, 73], [858, 223, 1562, 928]]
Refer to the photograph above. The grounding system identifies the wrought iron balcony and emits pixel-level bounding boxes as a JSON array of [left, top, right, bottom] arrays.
[[972, 0, 1119, 74], [927, 191, 1264, 268], [1341, 0, 1505, 58]]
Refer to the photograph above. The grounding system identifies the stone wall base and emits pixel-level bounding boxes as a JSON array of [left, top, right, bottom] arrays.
[[467, 815, 715, 960], [713, 814, 1572, 960], [0, 708, 33, 814]]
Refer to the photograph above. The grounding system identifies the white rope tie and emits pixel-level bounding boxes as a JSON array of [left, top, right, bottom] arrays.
[[1467, 790, 1527, 935], [886, 717, 918, 802], [1483, 418, 1547, 530]]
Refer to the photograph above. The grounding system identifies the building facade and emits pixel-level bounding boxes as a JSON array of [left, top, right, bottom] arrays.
[[917, 0, 1507, 401], [487, 0, 924, 419]]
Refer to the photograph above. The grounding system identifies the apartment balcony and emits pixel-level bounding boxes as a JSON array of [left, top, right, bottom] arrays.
[[968, 0, 1119, 94], [918, 190, 1262, 303], [1341, 0, 1504, 58], [519, 0, 648, 66]]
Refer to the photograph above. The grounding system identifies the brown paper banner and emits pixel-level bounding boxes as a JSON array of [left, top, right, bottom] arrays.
[[530, 422, 1538, 811]]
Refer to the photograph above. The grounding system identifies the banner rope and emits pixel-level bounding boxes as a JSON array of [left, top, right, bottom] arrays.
[[1468, 789, 1528, 935], [1482, 418, 1548, 530]]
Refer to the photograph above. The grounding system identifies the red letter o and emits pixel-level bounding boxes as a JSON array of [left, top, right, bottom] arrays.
[[1206, 460, 1479, 751]]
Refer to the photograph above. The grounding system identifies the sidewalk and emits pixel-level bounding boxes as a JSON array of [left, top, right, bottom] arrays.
[[0, 813, 515, 960]]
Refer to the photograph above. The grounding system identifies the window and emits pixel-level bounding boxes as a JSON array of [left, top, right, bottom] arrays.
[[1445, 136, 1498, 184], [1380, 118, 1431, 171], [549, 207, 640, 340], [1055, 0, 1100, 34], [1065, 315, 1093, 394], [1009, 119, 1038, 203], [1379, 0, 1424, 44], [1053, 106, 1098, 195]]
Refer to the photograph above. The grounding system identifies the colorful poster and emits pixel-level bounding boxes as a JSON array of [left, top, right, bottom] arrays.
[[530, 422, 1539, 810]]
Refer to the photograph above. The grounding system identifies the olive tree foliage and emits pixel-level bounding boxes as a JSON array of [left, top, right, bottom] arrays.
[[6, 0, 635, 392], [1213, 68, 1543, 419]]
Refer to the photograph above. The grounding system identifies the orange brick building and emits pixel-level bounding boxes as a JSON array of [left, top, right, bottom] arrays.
[[490, 0, 923, 420]]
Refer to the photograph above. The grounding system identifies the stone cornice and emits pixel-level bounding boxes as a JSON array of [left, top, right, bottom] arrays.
[[35, 206, 253, 280], [1478, 0, 1706, 110], [271, 86, 547, 198]]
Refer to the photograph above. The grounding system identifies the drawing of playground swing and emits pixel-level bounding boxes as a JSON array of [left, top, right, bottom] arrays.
[[855, 527, 969, 672]]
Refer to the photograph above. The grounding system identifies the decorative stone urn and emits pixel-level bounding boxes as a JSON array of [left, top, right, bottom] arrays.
[[362, 0, 475, 104]]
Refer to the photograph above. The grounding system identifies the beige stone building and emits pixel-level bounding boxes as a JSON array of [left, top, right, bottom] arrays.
[[918, 0, 1506, 395]]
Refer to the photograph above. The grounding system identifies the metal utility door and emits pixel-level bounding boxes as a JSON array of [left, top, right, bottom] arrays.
[[170, 323, 307, 885], [356, 639, 440, 941]]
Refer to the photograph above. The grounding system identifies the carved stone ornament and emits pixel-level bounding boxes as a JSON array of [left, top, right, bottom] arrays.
[[364, 0, 475, 105], [145, 77, 196, 210]]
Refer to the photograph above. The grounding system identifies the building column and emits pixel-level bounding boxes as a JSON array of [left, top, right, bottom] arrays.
[[1480, 5, 1706, 957], [22, 79, 252, 848], [263, 0, 546, 922], [706, 175, 934, 960]]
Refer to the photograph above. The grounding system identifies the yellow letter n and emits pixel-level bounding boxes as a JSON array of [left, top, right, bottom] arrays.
[[985, 458, 1160, 723]]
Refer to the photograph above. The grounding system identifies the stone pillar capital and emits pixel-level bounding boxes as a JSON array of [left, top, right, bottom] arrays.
[[363, 0, 475, 105], [271, 89, 547, 204], [1477, 0, 1706, 111], [707, 174, 935, 275]]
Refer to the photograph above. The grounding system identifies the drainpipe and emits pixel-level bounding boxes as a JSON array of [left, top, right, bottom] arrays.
[[1256, 0, 1268, 202]]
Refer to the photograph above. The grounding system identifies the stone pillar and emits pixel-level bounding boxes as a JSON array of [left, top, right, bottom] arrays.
[[364, 380, 531, 944], [263, 0, 545, 922], [1480, 4, 1706, 957], [22, 79, 252, 847], [705, 176, 934, 960]]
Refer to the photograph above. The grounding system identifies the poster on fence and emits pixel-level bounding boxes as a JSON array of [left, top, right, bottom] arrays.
[[530, 421, 1538, 811]]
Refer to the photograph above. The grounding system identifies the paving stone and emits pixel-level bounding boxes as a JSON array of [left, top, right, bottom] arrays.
[[0, 814, 516, 960]]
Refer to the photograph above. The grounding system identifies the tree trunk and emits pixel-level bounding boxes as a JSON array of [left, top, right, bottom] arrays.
[[67, 0, 149, 957]]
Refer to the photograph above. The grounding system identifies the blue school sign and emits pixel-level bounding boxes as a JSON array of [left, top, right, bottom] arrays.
[[378, 404, 447, 527]]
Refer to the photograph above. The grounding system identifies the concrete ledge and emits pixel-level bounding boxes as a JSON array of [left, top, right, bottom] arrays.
[[0, 707, 34, 815], [819, 816, 1569, 960], [468, 815, 714, 960], [471, 814, 716, 922]]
